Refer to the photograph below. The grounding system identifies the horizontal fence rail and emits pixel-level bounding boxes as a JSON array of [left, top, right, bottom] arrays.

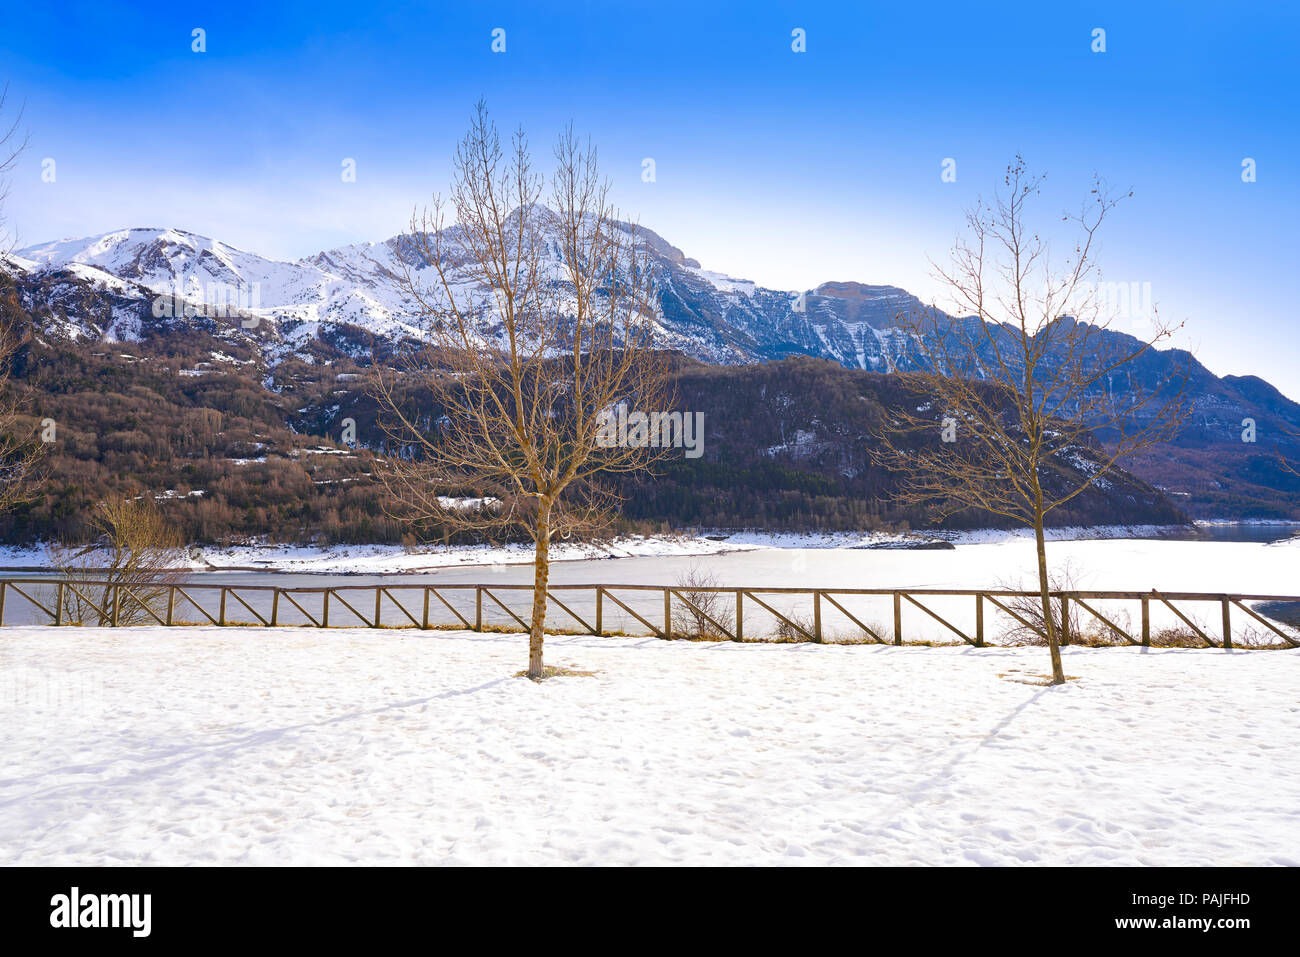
[[1, 579, 1298, 650]]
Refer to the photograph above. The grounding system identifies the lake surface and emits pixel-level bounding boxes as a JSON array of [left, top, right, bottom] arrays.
[[4, 531, 1297, 639], [1164, 524, 1299, 544]]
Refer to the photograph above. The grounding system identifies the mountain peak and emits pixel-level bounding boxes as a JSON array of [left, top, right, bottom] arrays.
[[813, 281, 914, 301]]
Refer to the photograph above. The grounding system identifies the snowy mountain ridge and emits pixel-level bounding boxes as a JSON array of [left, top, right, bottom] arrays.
[[10, 222, 920, 369]]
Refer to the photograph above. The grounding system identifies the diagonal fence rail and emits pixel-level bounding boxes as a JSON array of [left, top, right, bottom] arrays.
[[1, 578, 1298, 650]]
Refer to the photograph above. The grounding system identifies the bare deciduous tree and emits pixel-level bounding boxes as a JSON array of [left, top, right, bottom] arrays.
[[874, 158, 1190, 684], [0, 87, 43, 510], [374, 103, 672, 678]]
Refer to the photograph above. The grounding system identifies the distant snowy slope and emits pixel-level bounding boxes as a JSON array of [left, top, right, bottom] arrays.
[[16, 220, 922, 369], [17, 227, 427, 339]]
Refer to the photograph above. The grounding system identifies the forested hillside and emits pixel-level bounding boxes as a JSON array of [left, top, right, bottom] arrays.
[[0, 271, 1186, 546], [618, 357, 1185, 531]]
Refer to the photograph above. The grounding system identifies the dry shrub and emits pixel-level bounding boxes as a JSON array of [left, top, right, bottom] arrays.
[[1149, 626, 1213, 648], [825, 619, 891, 645], [996, 561, 1094, 646], [47, 496, 187, 625], [770, 612, 817, 643], [672, 566, 735, 640]]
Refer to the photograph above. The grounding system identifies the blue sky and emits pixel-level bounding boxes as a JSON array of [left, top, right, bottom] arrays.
[[3, 1, 1298, 394]]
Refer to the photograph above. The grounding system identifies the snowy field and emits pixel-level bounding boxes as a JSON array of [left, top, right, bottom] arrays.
[[3, 626, 1298, 866]]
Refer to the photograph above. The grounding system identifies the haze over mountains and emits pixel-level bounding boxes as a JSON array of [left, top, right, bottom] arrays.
[[6, 219, 1300, 521]]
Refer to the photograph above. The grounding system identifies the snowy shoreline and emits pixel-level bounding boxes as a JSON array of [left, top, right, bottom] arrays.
[[3, 522, 1287, 577]]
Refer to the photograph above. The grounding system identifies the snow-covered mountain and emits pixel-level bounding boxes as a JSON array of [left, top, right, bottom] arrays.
[[10, 223, 924, 370], [6, 220, 1300, 519], [11, 220, 1298, 444], [15, 227, 425, 341]]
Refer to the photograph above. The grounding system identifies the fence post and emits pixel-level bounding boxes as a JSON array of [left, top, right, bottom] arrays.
[[270, 589, 279, 627], [975, 593, 984, 647], [374, 588, 383, 629], [475, 587, 483, 632], [893, 591, 902, 645], [1221, 597, 1232, 650], [0, 581, 6, 626], [813, 590, 823, 643], [664, 589, 672, 639], [218, 587, 226, 626], [167, 586, 175, 626], [1141, 596, 1150, 646], [111, 584, 121, 627], [55, 583, 65, 626], [422, 588, 430, 630], [1060, 595, 1071, 646], [322, 590, 330, 628], [595, 586, 603, 636], [736, 590, 743, 641]]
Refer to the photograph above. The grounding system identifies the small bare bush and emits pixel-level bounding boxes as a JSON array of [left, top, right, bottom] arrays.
[[996, 562, 1085, 646], [771, 611, 817, 643], [826, 619, 891, 645], [1149, 621, 1214, 648], [1075, 606, 1133, 646], [995, 560, 1134, 647], [1229, 628, 1293, 650], [672, 566, 735, 640], [48, 497, 187, 626]]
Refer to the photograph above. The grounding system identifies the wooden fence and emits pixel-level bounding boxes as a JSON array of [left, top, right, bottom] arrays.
[[1, 579, 1298, 649]]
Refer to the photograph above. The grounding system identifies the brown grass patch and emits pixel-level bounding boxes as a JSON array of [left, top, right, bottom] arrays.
[[998, 671, 1081, 686], [515, 664, 600, 682]]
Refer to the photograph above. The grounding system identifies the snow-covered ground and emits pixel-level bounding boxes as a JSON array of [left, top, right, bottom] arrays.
[[2, 627, 1297, 866]]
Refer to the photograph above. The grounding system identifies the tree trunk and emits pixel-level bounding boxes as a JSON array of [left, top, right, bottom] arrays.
[[1032, 498, 1066, 685], [528, 499, 552, 679]]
